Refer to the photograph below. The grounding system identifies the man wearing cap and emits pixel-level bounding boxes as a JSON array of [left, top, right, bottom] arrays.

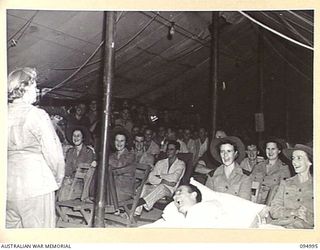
[[269, 144, 313, 229], [205, 136, 252, 200], [251, 138, 291, 204]]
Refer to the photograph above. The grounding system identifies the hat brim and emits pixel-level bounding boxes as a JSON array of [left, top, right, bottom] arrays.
[[282, 144, 313, 163], [210, 136, 246, 164]]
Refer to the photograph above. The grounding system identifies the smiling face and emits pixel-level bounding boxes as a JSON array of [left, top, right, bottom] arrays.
[[115, 134, 126, 152], [131, 126, 140, 136], [166, 143, 178, 159], [199, 128, 206, 141], [134, 135, 144, 152], [292, 150, 312, 174], [121, 108, 130, 120], [89, 100, 97, 112], [173, 185, 197, 215], [144, 129, 153, 142], [220, 143, 237, 166], [183, 129, 191, 141], [246, 145, 258, 161], [266, 142, 281, 161], [75, 104, 86, 116], [72, 129, 84, 146]]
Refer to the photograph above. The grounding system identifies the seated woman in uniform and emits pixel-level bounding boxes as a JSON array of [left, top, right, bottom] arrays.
[[251, 137, 291, 204], [205, 136, 252, 200], [108, 127, 135, 202], [58, 126, 96, 201], [269, 144, 313, 229]]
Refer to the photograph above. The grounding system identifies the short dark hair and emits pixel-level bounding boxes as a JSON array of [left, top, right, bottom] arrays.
[[135, 133, 145, 139], [114, 131, 128, 141], [266, 140, 283, 150], [167, 140, 180, 150], [218, 139, 238, 153], [186, 184, 202, 203]]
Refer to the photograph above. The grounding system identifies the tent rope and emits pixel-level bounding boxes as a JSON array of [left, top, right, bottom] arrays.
[[116, 13, 159, 52], [43, 40, 104, 96], [263, 34, 312, 82], [239, 11, 313, 51]]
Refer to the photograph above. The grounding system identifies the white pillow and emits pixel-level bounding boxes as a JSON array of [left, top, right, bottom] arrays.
[[190, 178, 266, 228], [155, 178, 266, 228]]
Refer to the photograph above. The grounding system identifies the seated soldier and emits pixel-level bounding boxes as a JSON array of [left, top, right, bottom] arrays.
[[182, 128, 198, 165], [132, 133, 154, 166], [205, 136, 252, 200], [193, 151, 220, 184], [162, 128, 189, 153], [194, 129, 227, 173], [194, 127, 209, 163], [135, 140, 186, 215], [240, 144, 264, 175], [144, 127, 160, 158]]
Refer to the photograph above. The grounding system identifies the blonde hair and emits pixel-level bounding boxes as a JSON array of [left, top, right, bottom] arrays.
[[8, 67, 37, 102]]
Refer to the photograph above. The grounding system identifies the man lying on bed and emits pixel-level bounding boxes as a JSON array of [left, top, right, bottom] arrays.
[[170, 184, 228, 228], [141, 179, 267, 228]]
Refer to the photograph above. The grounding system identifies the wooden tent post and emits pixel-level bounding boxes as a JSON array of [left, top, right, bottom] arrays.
[[257, 27, 264, 144], [93, 11, 116, 227], [209, 11, 219, 140]]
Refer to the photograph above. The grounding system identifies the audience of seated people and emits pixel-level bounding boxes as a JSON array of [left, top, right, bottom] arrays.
[[40, 98, 313, 228]]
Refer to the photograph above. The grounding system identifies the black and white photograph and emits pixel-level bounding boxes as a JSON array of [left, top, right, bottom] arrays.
[[2, 0, 319, 245]]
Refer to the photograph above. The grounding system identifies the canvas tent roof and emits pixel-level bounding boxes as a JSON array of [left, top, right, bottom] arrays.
[[6, 10, 314, 142]]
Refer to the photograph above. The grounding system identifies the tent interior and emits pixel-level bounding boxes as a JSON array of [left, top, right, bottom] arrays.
[[7, 10, 313, 144]]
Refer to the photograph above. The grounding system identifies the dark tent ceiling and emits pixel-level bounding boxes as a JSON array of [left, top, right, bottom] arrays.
[[6, 10, 314, 142]]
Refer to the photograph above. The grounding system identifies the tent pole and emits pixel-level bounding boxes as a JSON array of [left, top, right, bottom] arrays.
[[257, 27, 264, 144], [209, 11, 219, 140], [93, 11, 116, 227]]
